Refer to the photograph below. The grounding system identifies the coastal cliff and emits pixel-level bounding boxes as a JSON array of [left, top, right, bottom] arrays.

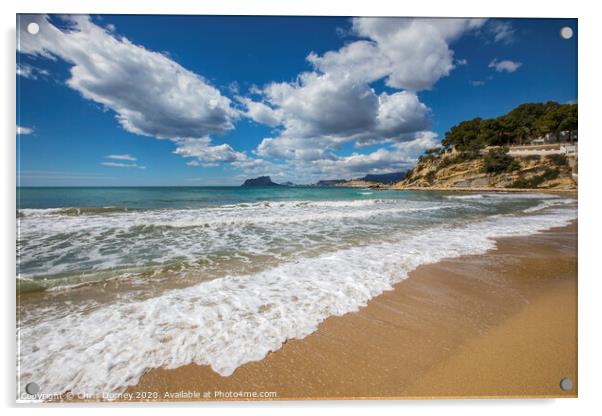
[[316, 171, 406, 188], [393, 149, 576, 191], [333, 180, 389, 188], [394, 101, 578, 191]]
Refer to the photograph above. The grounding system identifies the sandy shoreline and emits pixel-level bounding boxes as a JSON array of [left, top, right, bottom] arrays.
[[323, 184, 577, 194], [384, 186, 577, 194], [125, 221, 577, 401]]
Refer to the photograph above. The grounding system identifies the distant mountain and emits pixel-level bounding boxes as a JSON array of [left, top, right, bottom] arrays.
[[361, 171, 406, 184], [315, 171, 406, 187], [279, 181, 295, 186], [241, 176, 283, 187], [315, 179, 347, 186]]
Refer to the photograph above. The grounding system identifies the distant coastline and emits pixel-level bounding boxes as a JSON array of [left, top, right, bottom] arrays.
[[240, 102, 577, 193], [240, 171, 407, 188]]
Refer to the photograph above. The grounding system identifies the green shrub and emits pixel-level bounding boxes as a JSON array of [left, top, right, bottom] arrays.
[[510, 168, 559, 188], [542, 167, 560, 181], [425, 171, 436, 184], [525, 155, 541, 161], [510, 178, 528, 189], [437, 156, 454, 170], [510, 176, 541, 189], [507, 158, 521, 171], [425, 148, 442, 155], [482, 148, 520, 173], [458, 149, 481, 161], [546, 154, 568, 167], [418, 154, 436, 163]]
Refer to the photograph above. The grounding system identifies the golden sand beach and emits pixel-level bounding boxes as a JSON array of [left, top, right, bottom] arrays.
[[128, 221, 577, 400]]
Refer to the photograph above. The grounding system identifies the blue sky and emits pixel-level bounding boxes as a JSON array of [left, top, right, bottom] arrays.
[[17, 15, 577, 186]]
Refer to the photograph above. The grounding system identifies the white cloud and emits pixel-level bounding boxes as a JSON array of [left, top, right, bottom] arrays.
[[173, 137, 252, 168], [301, 132, 439, 180], [306, 40, 387, 86], [101, 162, 146, 169], [255, 136, 337, 161], [17, 63, 49, 80], [488, 21, 515, 44], [17, 16, 469, 181], [16, 64, 34, 79], [349, 17, 486, 91], [374, 91, 431, 139], [262, 74, 380, 140], [470, 80, 486, 87], [313, 148, 413, 176], [301, 18, 485, 92], [235, 18, 485, 180], [17, 125, 34, 135], [253, 131, 440, 183], [391, 131, 440, 158], [248, 75, 432, 159], [237, 97, 282, 127], [489, 58, 522, 73], [106, 154, 136, 161], [18, 15, 239, 140], [18, 15, 245, 168], [228, 81, 240, 95]]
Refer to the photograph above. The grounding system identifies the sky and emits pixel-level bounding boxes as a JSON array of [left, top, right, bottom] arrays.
[[16, 15, 577, 186]]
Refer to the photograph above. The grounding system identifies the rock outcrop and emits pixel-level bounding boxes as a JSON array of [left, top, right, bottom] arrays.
[[393, 152, 576, 191], [241, 176, 283, 187], [315, 171, 406, 187]]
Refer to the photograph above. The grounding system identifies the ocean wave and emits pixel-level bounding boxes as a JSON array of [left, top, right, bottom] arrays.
[[17, 265, 162, 294], [17, 200, 449, 233], [17, 205, 576, 398], [18, 207, 133, 217], [18, 199, 395, 218], [445, 192, 560, 201], [17, 199, 457, 280], [523, 198, 574, 213]]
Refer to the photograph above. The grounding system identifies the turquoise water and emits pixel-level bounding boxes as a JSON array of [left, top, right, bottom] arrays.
[[18, 186, 421, 209], [17, 187, 574, 289]]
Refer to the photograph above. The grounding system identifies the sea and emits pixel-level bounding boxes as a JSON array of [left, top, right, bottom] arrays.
[[16, 186, 577, 398]]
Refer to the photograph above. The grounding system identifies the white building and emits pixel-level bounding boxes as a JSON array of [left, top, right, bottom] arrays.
[[531, 130, 578, 144]]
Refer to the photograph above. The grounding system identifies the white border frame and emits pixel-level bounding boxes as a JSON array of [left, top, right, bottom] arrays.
[[3, 1, 600, 415]]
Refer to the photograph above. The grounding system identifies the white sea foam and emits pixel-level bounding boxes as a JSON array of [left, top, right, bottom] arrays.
[[523, 198, 574, 213], [18, 199, 391, 218], [17, 199, 456, 279], [446, 192, 560, 201], [445, 194, 486, 200], [17, 205, 576, 398]]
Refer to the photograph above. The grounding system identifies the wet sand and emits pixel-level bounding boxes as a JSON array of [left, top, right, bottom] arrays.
[[128, 222, 577, 400]]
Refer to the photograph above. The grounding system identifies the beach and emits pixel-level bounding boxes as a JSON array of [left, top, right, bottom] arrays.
[[128, 221, 577, 400], [16, 188, 577, 401]]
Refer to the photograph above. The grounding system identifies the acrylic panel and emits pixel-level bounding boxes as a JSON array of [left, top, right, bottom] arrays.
[[16, 14, 578, 402]]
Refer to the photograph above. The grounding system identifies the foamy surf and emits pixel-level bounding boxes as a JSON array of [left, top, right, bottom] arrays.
[[17, 198, 456, 281], [523, 198, 574, 213], [17, 203, 576, 399], [445, 192, 560, 200]]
